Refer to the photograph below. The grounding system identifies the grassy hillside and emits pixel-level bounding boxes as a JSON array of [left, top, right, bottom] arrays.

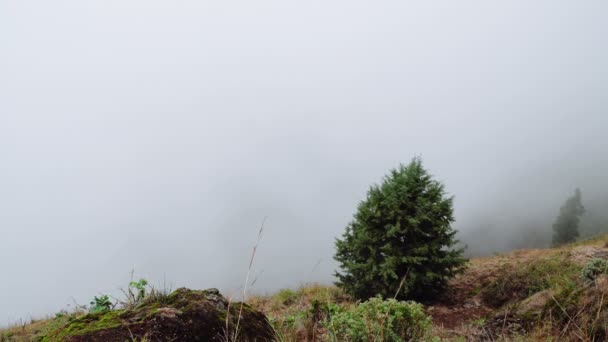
[[247, 235, 608, 341], [3, 235, 608, 341]]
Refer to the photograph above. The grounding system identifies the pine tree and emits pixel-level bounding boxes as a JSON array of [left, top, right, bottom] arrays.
[[334, 158, 466, 301], [552, 188, 585, 246]]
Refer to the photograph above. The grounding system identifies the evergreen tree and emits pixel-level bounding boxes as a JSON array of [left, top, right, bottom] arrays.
[[552, 188, 585, 246], [334, 158, 466, 301]]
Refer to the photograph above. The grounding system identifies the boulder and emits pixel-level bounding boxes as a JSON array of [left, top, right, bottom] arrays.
[[42, 288, 274, 342], [515, 289, 553, 318]]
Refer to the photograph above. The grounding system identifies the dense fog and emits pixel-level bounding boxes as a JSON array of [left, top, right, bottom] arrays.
[[1, 0, 607, 325]]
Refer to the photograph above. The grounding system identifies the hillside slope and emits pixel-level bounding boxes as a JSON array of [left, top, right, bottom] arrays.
[[3, 235, 608, 341], [247, 235, 608, 341], [429, 235, 608, 340]]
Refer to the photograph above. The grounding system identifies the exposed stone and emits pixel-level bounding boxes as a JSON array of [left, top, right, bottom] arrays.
[[41, 288, 274, 342], [516, 290, 553, 317]]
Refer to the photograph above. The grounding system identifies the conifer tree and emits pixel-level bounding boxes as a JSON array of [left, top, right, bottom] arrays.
[[552, 188, 585, 246], [334, 158, 466, 301]]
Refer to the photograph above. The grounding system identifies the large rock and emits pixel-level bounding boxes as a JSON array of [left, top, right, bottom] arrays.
[[515, 289, 553, 318], [42, 288, 274, 342]]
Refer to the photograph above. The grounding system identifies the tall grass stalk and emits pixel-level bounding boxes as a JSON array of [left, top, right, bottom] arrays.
[[225, 217, 266, 342]]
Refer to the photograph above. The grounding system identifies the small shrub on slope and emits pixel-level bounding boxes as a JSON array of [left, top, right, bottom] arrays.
[[89, 295, 112, 313], [582, 258, 608, 281], [325, 297, 433, 342]]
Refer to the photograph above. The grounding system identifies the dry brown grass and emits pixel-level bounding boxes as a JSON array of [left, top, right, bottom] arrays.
[[247, 284, 350, 341], [0, 318, 53, 341], [430, 234, 608, 341], [248, 284, 347, 318]]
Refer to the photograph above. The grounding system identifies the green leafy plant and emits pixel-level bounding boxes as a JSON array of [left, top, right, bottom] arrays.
[[119, 277, 151, 308], [324, 297, 433, 341], [89, 295, 112, 313], [129, 279, 149, 302], [582, 258, 608, 281]]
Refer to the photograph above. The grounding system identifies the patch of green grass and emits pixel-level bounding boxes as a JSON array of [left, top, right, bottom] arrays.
[[273, 289, 298, 308], [482, 255, 581, 307]]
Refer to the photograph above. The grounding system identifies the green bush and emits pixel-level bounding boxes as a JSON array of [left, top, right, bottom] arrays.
[[324, 297, 433, 342], [334, 158, 466, 301], [582, 258, 608, 281]]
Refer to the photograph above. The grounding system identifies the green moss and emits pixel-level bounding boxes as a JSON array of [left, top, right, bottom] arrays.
[[41, 310, 128, 341], [39, 288, 272, 342]]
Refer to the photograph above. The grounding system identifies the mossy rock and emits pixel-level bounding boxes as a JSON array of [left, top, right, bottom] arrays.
[[41, 288, 274, 342]]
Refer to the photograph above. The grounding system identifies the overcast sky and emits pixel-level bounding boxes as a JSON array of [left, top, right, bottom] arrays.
[[1, 0, 607, 324]]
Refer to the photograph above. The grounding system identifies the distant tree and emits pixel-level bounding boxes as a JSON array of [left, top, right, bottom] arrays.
[[552, 188, 585, 246], [334, 158, 466, 301]]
